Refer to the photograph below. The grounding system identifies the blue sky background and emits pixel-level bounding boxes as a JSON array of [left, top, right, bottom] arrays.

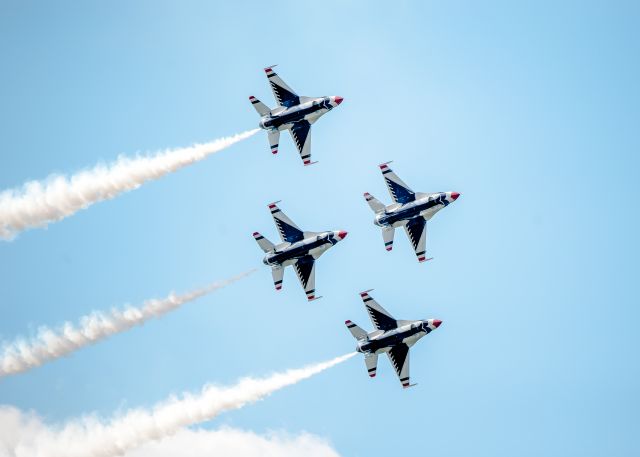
[[1, 1, 639, 455]]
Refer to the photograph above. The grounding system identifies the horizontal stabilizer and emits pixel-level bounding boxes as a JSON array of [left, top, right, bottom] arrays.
[[345, 320, 368, 341], [249, 96, 270, 116], [271, 267, 284, 291], [364, 192, 385, 213], [382, 226, 395, 251], [253, 231, 274, 253], [365, 352, 378, 378], [268, 129, 280, 155]]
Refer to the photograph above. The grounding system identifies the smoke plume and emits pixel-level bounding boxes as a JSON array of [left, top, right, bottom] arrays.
[[0, 129, 259, 240], [0, 270, 254, 377], [0, 353, 355, 457]]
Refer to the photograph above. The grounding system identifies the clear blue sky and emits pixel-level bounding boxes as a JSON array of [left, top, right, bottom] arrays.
[[1, 1, 639, 455]]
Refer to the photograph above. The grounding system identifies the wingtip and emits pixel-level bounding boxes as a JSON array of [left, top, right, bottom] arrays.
[[379, 160, 393, 169], [359, 289, 374, 297]]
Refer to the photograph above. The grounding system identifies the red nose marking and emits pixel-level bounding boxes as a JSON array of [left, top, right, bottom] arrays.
[[451, 192, 460, 201], [334, 96, 344, 105], [433, 319, 442, 328], [338, 231, 348, 240]]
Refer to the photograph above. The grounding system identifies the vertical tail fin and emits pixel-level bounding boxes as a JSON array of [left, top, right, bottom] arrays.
[[345, 320, 368, 341], [252, 231, 275, 253], [249, 96, 270, 116], [364, 192, 385, 213]]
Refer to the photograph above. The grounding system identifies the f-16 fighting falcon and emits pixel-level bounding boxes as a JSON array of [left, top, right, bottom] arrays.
[[345, 290, 442, 388], [249, 66, 343, 166], [364, 162, 460, 262], [253, 202, 348, 301]]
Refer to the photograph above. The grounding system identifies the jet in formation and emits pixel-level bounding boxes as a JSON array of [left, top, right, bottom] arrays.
[[253, 202, 347, 301], [364, 162, 460, 262], [345, 290, 442, 388], [249, 66, 343, 166]]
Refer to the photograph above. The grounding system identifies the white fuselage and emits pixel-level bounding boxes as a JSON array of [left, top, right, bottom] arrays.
[[263, 230, 346, 267], [375, 192, 458, 228], [259, 96, 342, 132]]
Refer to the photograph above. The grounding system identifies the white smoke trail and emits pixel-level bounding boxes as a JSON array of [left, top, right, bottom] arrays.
[[0, 270, 255, 377], [2, 352, 355, 457], [0, 129, 259, 240]]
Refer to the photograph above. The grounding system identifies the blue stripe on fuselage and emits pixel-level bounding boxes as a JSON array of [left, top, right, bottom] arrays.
[[267, 237, 331, 265], [378, 193, 448, 226], [360, 326, 429, 353], [262, 100, 331, 129]]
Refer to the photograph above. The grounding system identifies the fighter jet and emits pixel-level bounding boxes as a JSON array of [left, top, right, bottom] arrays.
[[249, 66, 343, 166], [345, 290, 442, 388], [364, 162, 460, 262], [253, 202, 347, 301]]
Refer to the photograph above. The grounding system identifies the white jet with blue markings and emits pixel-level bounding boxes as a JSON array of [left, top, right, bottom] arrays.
[[249, 66, 343, 166], [253, 202, 347, 301], [346, 290, 442, 389], [364, 162, 460, 262]]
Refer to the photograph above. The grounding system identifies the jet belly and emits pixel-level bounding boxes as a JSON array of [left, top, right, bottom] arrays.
[[308, 242, 331, 259], [364, 325, 424, 354], [381, 197, 446, 226], [268, 238, 328, 265], [267, 102, 325, 130], [402, 330, 426, 347]]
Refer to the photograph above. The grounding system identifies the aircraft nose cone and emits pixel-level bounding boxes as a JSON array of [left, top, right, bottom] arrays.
[[334, 96, 344, 105], [433, 319, 443, 328], [451, 192, 460, 201], [338, 230, 348, 240]]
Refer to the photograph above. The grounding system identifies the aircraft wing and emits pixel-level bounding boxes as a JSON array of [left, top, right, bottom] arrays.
[[359, 290, 397, 331], [265, 67, 300, 107], [379, 163, 415, 204], [403, 218, 429, 262], [268, 202, 304, 243], [290, 121, 312, 165], [294, 255, 317, 301], [387, 344, 412, 388]]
